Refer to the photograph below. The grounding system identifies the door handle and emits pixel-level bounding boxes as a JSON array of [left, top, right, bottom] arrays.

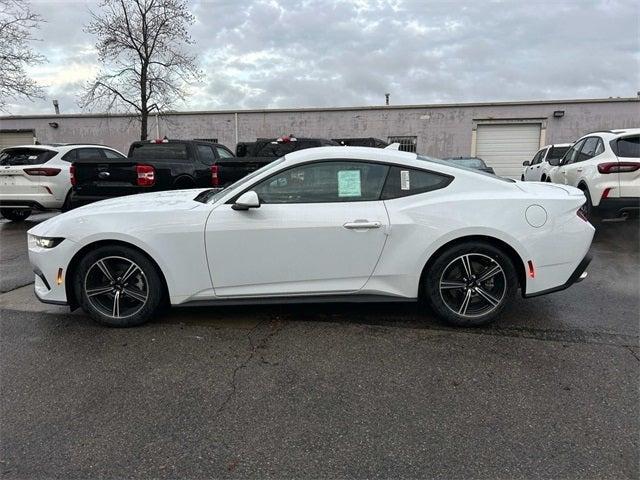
[[343, 221, 381, 229], [577, 168, 583, 173]]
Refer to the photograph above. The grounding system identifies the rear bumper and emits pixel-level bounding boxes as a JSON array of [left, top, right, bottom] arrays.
[[595, 197, 640, 219], [523, 253, 592, 298], [0, 199, 58, 210]]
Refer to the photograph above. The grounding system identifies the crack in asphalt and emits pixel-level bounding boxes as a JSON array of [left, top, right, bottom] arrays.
[[625, 345, 640, 362], [214, 319, 285, 417]]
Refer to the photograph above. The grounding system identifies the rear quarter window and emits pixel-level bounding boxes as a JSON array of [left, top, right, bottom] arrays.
[[381, 166, 452, 199], [0, 148, 56, 166]]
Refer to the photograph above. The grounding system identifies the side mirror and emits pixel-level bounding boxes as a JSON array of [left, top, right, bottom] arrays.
[[522, 161, 530, 167], [232, 191, 260, 210], [548, 158, 559, 166]]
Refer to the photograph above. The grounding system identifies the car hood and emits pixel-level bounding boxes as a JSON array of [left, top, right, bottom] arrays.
[[29, 189, 210, 238]]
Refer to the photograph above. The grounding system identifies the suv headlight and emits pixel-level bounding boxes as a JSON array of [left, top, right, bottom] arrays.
[[29, 235, 64, 249]]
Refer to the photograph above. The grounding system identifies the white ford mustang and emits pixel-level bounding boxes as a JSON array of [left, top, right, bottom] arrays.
[[28, 146, 594, 327]]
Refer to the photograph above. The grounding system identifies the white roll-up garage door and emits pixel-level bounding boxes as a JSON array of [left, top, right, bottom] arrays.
[[476, 123, 541, 178], [0, 131, 35, 150]]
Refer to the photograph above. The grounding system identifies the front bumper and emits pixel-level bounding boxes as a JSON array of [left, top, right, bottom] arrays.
[[29, 237, 77, 306], [523, 253, 592, 298]]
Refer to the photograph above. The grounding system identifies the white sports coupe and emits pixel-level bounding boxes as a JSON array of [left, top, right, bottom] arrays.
[[28, 147, 594, 327]]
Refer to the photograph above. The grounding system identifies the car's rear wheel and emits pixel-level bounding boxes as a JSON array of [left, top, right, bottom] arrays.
[[1, 208, 32, 222], [424, 242, 518, 326], [579, 186, 593, 220], [74, 245, 164, 327]]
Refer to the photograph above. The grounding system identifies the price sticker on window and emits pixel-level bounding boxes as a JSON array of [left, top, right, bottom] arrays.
[[338, 170, 362, 197], [400, 170, 410, 190]]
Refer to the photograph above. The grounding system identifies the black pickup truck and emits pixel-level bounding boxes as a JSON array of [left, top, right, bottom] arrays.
[[69, 139, 240, 209], [236, 136, 339, 159]]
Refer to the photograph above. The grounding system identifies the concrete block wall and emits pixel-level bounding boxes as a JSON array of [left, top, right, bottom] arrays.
[[1, 98, 638, 156]]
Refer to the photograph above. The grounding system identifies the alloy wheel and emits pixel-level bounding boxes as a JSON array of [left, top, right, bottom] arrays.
[[84, 256, 149, 319], [438, 253, 507, 318]]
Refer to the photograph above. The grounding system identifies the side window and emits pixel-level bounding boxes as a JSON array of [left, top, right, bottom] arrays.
[[563, 140, 585, 165], [381, 166, 452, 199], [594, 139, 605, 156], [252, 161, 389, 204], [578, 137, 599, 161], [102, 149, 125, 159], [531, 150, 543, 165], [216, 146, 234, 158], [76, 148, 105, 161], [196, 144, 216, 165], [61, 149, 77, 162]]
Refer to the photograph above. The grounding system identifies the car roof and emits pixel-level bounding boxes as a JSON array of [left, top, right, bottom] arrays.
[[1, 144, 119, 153], [546, 143, 572, 148], [580, 128, 640, 140]]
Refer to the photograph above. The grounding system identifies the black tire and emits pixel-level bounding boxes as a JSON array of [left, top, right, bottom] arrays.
[[73, 244, 165, 327], [61, 189, 72, 212], [520, 175, 525, 181], [1, 208, 31, 222], [579, 185, 593, 220], [423, 242, 519, 327]]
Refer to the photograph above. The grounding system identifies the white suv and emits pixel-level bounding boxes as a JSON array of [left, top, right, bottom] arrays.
[[521, 143, 571, 182], [0, 144, 125, 222], [551, 129, 639, 219]]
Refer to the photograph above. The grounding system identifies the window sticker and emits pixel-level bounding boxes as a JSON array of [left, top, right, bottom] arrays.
[[28, 155, 38, 160], [338, 170, 362, 197], [400, 170, 410, 190]]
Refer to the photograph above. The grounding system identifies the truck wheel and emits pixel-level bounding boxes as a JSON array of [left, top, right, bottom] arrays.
[[1, 208, 32, 222]]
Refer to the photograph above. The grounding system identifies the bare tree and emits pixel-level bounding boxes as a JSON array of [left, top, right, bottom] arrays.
[[81, 0, 201, 140], [0, 0, 45, 111]]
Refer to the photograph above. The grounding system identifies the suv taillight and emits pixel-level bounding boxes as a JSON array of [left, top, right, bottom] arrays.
[[211, 165, 220, 186], [70, 165, 76, 186], [24, 167, 61, 176], [136, 164, 155, 186], [598, 162, 640, 174]]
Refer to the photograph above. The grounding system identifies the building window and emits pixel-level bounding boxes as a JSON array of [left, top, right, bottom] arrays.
[[194, 138, 218, 143], [388, 136, 417, 153]]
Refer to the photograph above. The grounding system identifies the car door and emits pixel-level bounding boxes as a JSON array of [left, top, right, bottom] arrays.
[[524, 150, 542, 182], [558, 139, 586, 186], [205, 160, 390, 297], [533, 148, 548, 181]]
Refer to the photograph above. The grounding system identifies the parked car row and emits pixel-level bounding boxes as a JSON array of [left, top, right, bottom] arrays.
[[521, 129, 640, 220]]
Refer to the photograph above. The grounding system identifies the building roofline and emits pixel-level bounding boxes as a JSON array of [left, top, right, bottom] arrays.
[[1, 97, 637, 120]]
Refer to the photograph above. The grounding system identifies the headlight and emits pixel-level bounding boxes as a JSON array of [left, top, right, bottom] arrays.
[[29, 235, 64, 249]]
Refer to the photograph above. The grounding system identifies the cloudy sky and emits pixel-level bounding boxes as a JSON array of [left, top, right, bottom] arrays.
[[7, 0, 640, 114]]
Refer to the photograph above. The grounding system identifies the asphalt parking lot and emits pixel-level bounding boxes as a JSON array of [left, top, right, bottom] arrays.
[[0, 214, 638, 479]]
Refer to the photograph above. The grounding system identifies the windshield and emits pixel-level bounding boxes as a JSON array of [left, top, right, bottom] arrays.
[[198, 157, 287, 204], [418, 155, 514, 182], [446, 157, 485, 168], [547, 146, 570, 160]]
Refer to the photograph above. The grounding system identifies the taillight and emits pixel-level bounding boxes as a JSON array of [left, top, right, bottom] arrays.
[[136, 164, 155, 186], [24, 167, 61, 176], [597, 162, 640, 174], [211, 165, 219, 186], [70, 165, 76, 186], [576, 208, 589, 222]]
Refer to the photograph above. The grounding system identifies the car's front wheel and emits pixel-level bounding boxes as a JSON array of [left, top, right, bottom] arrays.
[[424, 242, 518, 326], [74, 245, 165, 327], [1, 208, 32, 222]]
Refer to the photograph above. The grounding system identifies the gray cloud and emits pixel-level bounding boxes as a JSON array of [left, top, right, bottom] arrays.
[[6, 0, 639, 114]]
